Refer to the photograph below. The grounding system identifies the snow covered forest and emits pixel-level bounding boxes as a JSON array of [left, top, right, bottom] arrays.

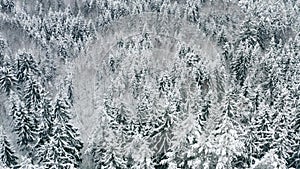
[[0, 0, 299, 168]]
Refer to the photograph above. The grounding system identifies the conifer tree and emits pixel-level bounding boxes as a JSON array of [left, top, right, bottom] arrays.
[[23, 77, 45, 114], [124, 134, 154, 169], [12, 100, 38, 151], [33, 95, 53, 162], [250, 100, 274, 160], [41, 51, 57, 83], [37, 93, 83, 168], [231, 39, 259, 86], [53, 93, 72, 124], [210, 90, 245, 169], [40, 124, 81, 169], [271, 85, 294, 162], [15, 52, 40, 83], [0, 128, 18, 168], [0, 66, 17, 96], [90, 117, 126, 169]]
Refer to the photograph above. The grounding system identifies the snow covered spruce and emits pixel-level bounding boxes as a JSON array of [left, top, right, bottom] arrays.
[[0, 0, 299, 169]]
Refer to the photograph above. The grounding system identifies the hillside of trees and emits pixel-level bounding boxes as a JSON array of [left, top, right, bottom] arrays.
[[0, 0, 299, 168]]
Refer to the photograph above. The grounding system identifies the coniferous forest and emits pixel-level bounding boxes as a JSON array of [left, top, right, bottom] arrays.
[[0, 0, 299, 168]]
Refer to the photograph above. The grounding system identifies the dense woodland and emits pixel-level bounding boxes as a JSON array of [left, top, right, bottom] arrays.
[[0, 0, 299, 168]]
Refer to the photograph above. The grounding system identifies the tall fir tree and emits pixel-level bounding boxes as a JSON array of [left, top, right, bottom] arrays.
[[15, 52, 40, 83], [90, 116, 127, 169], [12, 100, 38, 151], [0, 128, 18, 168], [37, 93, 83, 168], [0, 66, 17, 96]]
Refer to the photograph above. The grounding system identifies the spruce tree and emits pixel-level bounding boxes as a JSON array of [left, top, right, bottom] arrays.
[[90, 116, 126, 169], [23, 77, 45, 115], [53, 93, 72, 124], [210, 90, 245, 169], [271, 85, 294, 164], [33, 95, 53, 163], [40, 124, 81, 169], [37, 93, 83, 168], [15, 52, 40, 83], [12, 100, 38, 151], [0, 129, 18, 168], [231, 40, 259, 86], [166, 87, 210, 168], [250, 101, 274, 160], [0, 66, 17, 96]]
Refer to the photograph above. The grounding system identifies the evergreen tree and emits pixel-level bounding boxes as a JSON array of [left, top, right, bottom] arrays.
[[33, 95, 53, 163], [150, 86, 183, 169], [37, 93, 83, 168], [53, 93, 72, 124], [271, 85, 294, 164], [15, 52, 40, 83], [40, 124, 82, 169], [12, 100, 38, 151], [73, 0, 80, 16], [209, 90, 245, 169], [231, 40, 259, 86], [124, 134, 154, 169], [0, 37, 8, 65], [23, 77, 45, 115], [41, 51, 57, 84], [38, 96, 53, 134], [0, 128, 18, 168], [90, 117, 126, 169], [18, 157, 45, 169], [166, 87, 210, 168], [250, 100, 274, 160], [0, 66, 17, 96], [257, 37, 281, 106]]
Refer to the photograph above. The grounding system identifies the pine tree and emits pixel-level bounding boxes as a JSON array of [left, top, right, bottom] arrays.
[[231, 39, 259, 86], [90, 116, 126, 169], [23, 77, 45, 114], [33, 95, 53, 163], [12, 100, 38, 151], [250, 100, 274, 160], [37, 93, 83, 168], [270, 84, 294, 163], [15, 52, 40, 83], [40, 124, 82, 168], [124, 134, 154, 169], [0, 66, 17, 96], [200, 89, 245, 169], [53, 93, 72, 124], [0, 128, 18, 168]]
